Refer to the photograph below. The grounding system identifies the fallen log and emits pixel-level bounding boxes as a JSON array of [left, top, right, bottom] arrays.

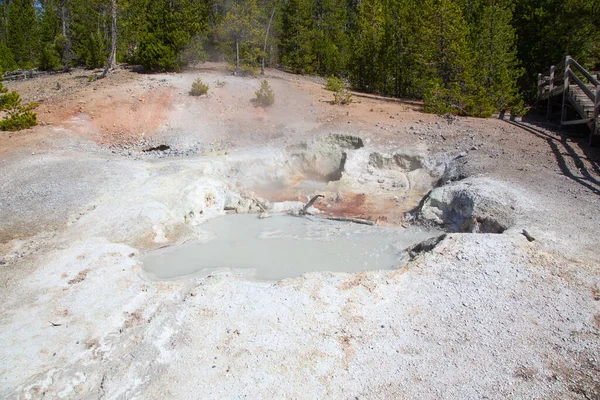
[[324, 216, 376, 226], [300, 195, 324, 215]]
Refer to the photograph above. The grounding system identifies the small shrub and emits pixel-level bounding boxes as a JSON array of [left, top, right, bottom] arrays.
[[333, 88, 352, 105], [39, 43, 62, 71], [176, 37, 207, 67], [215, 80, 226, 88], [423, 84, 464, 115], [136, 33, 179, 72], [325, 76, 345, 92], [190, 78, 209, 96], [240, 64, 259, 77], [253, 80, 275, 106], [509, 99, 529, 118], [0, 78, 38, 131]]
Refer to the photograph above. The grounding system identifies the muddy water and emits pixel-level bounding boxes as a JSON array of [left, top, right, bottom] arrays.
[[143, 214, 440, 281]]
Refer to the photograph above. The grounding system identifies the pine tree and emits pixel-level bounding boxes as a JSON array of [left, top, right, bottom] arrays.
[[216, 0, 264, 75], [37, 0, 64, 71], [132, 0, 210, 71], [379, 0, 424, 97], [513, 0, 600, 100], [350, 0, 385, 92], [0, 43, 17, 74], [6, 0, 39, 68], [421, 0, 475, 114], [70, 0, 111, 69], [470, 0, 523, 116], [279, 0, 315, 73], [311, 0, 349, 75]]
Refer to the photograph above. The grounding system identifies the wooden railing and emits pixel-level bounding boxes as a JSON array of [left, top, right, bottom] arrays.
[[538, 56, 600, 141]]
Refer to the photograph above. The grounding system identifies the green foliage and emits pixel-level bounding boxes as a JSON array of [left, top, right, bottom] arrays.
[[6, 0, 39, 68], [0, 78, 38, 131], [240, 64, 260, 77], [333, 88, 352, 105], [1, 0, 597, 117], [216, 0, 264, 74], [0, 43, 17, 74], [38, 43, 62, 71], [325, 76, 345, 92], [177, 36, 208, 67], [423, 84, 463, 115], [513, 0, 600, 100], [69, 0, 111, 69], [190, 78, 209, 96], [37, 1, 62, 53], [279, 0, 349, 75], [82, 31, 107, 69], [215, 80, 226, 88], [136, 32, 178, 71], [253, 80, 275, 106], [326, 75, 352, 104], [130, 0, 210, 72], [54, 35, 68, 63], [469, 0, 523, 115], [279, 0, 316, 74]]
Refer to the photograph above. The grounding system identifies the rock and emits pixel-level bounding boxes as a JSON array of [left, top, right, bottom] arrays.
[[223, 194, 242, 211], [0, 256, 5, 265], [255, 198, 273, 212], [271, 201, 305, 214], [259, 213, 271, 219], [418, 177, 517, 233], [285, 135, 363, 182], [235, 199, 253, 213], [406, 234, 447, 260]]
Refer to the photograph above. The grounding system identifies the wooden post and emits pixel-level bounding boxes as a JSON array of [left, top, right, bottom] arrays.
[[547, 65, 555, 119], [536, 73, 542, 112], [591, 85, 600, 145], [595, 85, 600, 122], [561, 56, 570, 124]]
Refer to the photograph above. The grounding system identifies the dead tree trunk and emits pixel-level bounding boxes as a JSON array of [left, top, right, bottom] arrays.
[[60, 0, 71, 68], [261, 1, 278, 75], [300, 195, 324, 215], [235, 38, 240, 75], [98, 0, 117, 79]]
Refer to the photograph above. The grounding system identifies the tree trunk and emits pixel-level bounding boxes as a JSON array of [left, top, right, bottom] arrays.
[[235, 38, 240, 75], [98, 0, 117, 79], [60, 0, 71, 67], [262, 1, 278, 75]]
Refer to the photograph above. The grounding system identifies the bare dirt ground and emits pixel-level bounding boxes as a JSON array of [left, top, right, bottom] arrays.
[[0, 64, 599, 399]]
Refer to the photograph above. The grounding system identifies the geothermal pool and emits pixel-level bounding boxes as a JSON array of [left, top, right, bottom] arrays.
[[143, 214, 440, 281]]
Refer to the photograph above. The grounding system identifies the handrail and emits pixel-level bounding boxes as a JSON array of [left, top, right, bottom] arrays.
[[538, 56, 600, 142], [568, 70, 596, 101], [569, 58, 600, 87], [595, 86, 600, 118]]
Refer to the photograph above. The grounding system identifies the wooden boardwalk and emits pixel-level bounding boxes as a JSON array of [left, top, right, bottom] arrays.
[[538, 56, 600, 145]]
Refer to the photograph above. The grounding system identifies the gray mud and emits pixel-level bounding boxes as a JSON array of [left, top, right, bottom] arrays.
[[143, 214, 440, 281]]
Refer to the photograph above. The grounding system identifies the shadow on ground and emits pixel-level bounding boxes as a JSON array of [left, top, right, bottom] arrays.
[[506, 113, 600, 195]]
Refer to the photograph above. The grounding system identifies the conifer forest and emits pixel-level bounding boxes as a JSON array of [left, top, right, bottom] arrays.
[[0, 0, 598, 116]]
